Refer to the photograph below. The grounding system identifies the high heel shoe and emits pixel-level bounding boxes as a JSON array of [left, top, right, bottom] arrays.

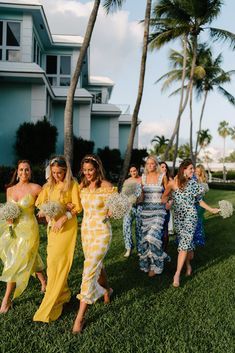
[[0, 300, 12, 314], [124, 249, 131, 258], [72, 318, 86, 334], [173, 274, 180, 288], [104, 287, 113, 304]]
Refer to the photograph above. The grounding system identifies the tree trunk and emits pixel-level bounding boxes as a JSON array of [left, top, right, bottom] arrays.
[[118, 0, 152, 190], [164, 34, 198, 160], [64, 0, 101, 165], [223, 137, 226, 181], [194, 90, 208, 162], [172, 121, 180, 175], [189, 81, 193, 161]]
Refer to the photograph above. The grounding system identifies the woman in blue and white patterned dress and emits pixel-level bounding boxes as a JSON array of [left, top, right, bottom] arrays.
[[162, 159, 219, 287], [194, 164, 209, 246], [139, 156, 170, 277]]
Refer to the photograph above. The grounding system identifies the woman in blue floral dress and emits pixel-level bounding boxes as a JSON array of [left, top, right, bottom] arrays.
[[139, 156, 170, 277], [194, 164, 209, 246], [162, 159, 219, 287]]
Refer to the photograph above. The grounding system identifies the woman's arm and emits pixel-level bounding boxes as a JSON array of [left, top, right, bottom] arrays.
[[162, 181, 174, 204], [199, 200, 219, 214]]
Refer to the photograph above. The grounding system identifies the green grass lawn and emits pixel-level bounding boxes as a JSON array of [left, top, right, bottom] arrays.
[[0, 189, 235, 353]]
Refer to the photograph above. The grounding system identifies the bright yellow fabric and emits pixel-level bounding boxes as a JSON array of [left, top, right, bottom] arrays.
[[77, 186, 117, 304], [0, 194, 44, 299], [33, 180, 82, 323]]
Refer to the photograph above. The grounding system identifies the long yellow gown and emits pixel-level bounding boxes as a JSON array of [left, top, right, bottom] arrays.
[[33, 180, 82, 323], [0, 194, 44, 299], [77, 186, 117, 304]]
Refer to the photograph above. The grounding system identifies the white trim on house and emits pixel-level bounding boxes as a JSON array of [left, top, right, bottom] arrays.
[[91, 103, 121, 116]]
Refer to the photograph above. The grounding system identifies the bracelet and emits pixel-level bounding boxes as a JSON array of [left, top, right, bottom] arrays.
[[65, 211, 72, 220]]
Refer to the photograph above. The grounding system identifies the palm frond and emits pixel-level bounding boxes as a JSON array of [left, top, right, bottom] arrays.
[[217, 86, 235, 105], [103, 0, 126, 14], [209, 27, 235, 48]]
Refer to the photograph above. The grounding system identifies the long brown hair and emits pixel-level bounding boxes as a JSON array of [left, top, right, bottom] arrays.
[[6, 160, 31, 188], [47, 155, 74, 195], [177, 159, 193, 190], [80, 154, 106, 189]]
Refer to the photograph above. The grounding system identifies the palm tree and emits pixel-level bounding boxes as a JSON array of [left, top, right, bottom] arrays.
[[118, 0, 152, 189], [150, 0, 235, 161], [64, 0, 125, 164], [218, 121, 230, 181], [151, 134, 169, 156], [198, 128, 212, 172], [198, 128, 212, 154], [194, 52, 235, 161]]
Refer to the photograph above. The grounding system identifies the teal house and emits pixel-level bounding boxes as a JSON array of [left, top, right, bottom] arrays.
[[0, 0, 139, 165]]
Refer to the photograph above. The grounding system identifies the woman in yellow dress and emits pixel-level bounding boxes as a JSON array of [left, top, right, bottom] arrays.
[[33, 156, 82, 323], [72, 154, 116, 334], [0, 160, 46, 313]]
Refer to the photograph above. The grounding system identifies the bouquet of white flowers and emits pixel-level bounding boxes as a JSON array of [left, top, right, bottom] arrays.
[[103, 193, 131, 223], [39, 201, 64, 219], [121, 181, 141, 205], [0, 201, 21, 237], [218, 200, 234, 219]]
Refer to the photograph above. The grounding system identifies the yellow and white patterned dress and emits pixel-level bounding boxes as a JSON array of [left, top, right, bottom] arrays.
[[33, 180, 82, 322], [0, 194, 44, 299], [77, 186, 117, 304]]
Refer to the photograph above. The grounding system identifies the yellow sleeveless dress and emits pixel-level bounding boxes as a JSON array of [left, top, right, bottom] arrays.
[[33, 180, 82, 322], [0, 194, 44, 299], [77, 186, 117, 304]]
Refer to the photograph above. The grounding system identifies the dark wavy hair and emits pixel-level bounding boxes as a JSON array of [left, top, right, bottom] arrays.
[[80, 154, 106, 189], [177, 159, 194, 190], [160, 161, 172, 181], [6, 160, 31, 188]]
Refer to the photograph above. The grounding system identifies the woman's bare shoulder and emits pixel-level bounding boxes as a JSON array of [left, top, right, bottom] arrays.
[[101, 180, 113, 188]]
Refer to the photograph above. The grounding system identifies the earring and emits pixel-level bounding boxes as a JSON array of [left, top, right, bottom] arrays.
[[16, 175, 19, 181], [184, 173, 187, 178]]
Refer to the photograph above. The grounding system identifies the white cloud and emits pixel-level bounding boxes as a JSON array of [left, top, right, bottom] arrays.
[[38, 0, 143, 75], [139, 121, 172, 149]]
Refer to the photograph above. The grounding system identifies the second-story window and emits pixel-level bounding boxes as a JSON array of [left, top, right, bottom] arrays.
[[0, 20, 20, 61], [33, 36, 41, 66], [46, 55, 71, 86], [0, 20, 21, 61], [92, 92, 102, 104]]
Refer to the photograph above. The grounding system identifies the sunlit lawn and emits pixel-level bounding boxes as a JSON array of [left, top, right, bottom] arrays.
[[0, 189, 235, 353]]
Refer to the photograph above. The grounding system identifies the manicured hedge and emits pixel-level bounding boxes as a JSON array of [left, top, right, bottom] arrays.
[[209, 182, 235, 191], [211, 171, 235, 180]]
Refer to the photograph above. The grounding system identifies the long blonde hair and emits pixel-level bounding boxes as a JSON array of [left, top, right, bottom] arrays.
[[47, 155, 74, 195], [196, 164, 207, 183]]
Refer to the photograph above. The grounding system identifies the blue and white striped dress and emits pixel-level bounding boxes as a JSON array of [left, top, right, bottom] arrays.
[[139, 173, 170, 274]]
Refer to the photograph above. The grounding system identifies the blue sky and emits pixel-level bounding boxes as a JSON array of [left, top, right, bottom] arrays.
[[39, 0, 235, 160]]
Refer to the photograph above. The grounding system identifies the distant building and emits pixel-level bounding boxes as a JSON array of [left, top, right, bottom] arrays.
[[0, 0, 139, 165]]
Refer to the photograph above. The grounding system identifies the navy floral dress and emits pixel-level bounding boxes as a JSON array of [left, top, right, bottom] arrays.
[[172, 179, 204, 251], [139, 173, 170, 274], [194, 182, 209, 246]]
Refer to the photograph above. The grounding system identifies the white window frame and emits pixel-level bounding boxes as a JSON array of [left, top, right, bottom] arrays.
[[0, 20, 21, 61], [33, 35, 42, 66], [46, 55, 71, 87]]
